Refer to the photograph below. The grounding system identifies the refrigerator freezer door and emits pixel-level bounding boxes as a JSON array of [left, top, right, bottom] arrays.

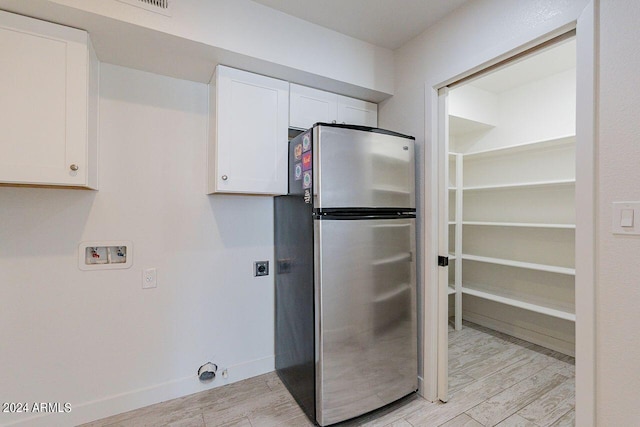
[[316, 126, 415, 209], [314, 217, 417, 426]]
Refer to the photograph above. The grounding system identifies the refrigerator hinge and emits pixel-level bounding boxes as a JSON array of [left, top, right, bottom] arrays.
[[438, 256, 449, 267]]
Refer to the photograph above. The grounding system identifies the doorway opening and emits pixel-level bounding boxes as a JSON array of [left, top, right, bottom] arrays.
[[438, 34, 578, 425]]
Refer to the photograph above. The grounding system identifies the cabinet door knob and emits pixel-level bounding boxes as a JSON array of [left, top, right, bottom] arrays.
[[221, 175, 228, 181], [70, 164, 79, 171]]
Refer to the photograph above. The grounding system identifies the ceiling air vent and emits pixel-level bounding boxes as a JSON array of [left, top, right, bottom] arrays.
[[117, 0, 171, 16]]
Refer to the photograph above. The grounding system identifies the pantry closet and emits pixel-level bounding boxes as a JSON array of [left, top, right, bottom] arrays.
[[445, 37, 576, 357]]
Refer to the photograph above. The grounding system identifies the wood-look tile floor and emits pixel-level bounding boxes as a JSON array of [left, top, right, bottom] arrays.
[[81, 322, 574, 427]]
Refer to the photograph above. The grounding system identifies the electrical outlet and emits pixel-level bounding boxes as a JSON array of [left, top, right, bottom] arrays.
[[254, 261, 269, 277], [143, 268, 157, 289]]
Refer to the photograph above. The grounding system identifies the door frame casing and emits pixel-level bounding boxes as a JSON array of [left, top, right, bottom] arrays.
[[422, 2, 596, 425], [435, 87, 450, 403]]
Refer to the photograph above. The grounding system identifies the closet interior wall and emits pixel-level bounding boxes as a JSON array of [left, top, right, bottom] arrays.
[[447, 40, 576, 356]]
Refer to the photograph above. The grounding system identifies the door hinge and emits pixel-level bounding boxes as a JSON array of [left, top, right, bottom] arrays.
[[438, 256, 449, 267]]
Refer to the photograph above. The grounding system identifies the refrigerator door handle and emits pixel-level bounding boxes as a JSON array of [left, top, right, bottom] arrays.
[[313, 208, 416, 221], [314, 207, 416, 215], [315, 213, 416, 220]]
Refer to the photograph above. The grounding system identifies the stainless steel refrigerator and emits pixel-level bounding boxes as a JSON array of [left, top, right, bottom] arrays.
[[274, 123, 417, 426]]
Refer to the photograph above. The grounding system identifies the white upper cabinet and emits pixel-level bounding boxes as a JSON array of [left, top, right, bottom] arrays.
[[290, 84, 377, 129], [208, 66, 289, 195], [337, 95, 378, 127], [0, 10, 99, 189], [289, 84, 338, 130]]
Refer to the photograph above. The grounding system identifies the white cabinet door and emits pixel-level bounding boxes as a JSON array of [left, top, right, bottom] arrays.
[[208, 66, 289, 195], [289, 83, 338, 130], [337, 95, 378, 127], [0, 11, 98, 189]]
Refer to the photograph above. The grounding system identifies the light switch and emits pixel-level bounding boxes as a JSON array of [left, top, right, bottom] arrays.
[[621, 209, 634, 227], [612, 202, 640, 235]]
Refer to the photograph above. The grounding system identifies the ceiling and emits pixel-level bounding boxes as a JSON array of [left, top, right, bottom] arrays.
[[251, 0, 469, 50], [469, 39, 577, 93]]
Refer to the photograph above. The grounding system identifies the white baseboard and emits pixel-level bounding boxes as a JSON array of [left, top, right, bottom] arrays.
[[417, 375, 424, 398], [3, 356, 275, 427], [462, 311, 575, 357]]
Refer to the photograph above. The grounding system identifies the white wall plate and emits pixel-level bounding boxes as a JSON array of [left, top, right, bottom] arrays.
[[78, 241, 133, 270], [612, 202, 640, 235]]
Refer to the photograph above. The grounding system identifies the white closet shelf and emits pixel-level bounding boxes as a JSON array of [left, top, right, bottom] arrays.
[[461, 254, 575, 275], [463, 179, 575, 191], [462, 221, 576, 229], [448, 253, 456, 261], [448, 186, 457, 191], [448, 286, 456, 295], [461, 286, 576, 321], [372, 252, 412, 266], [463, 134, 576, 159], [449, 115, 495, 137]]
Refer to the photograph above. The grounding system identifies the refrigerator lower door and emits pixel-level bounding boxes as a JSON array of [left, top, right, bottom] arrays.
[[314, 217, 417, 426]]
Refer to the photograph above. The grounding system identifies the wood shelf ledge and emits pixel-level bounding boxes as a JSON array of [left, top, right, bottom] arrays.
[[461, 286, 576, 321], [463, 179, 575, 191], [462, 221, 576, 229], [461, 254, 575, 275], [462, 134, 576, 159]]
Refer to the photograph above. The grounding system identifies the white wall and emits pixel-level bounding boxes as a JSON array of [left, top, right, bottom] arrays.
[[382, 0, 640, 424], [0, 64, 276, 426], [596, 1, 640, 424], [455, 69, 576, 153], [378, 0, 588, 403], [0, 0, 394, 101], [449, 85, 498, 129]]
